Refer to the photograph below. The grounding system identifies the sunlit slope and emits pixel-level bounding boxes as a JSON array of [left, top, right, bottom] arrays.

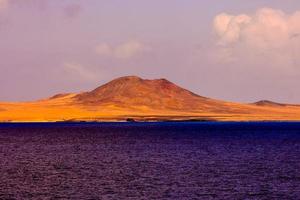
[[1, 76, 300, 122]]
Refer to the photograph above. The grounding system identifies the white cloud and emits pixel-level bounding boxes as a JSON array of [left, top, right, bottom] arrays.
[[213, 8, 290, 47], [214, 13, 251, 45], [95, 40, 148, 59], [213, 8, 300, 68], [95, 43, 113, 57], [63, 62, 97, 81], [114, 40, 146, 59]]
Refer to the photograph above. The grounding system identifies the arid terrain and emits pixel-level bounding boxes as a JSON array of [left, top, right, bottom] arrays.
[[1, 76, 300, 122]]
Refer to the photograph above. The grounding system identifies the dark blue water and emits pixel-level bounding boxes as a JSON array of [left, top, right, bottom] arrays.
[[0, 122, 300, 199]]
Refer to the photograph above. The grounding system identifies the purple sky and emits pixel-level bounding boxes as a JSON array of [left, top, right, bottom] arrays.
[[1, 0, 300, 103]]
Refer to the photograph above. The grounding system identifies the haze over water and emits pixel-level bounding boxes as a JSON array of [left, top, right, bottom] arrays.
[[0, 122, 299, 199]]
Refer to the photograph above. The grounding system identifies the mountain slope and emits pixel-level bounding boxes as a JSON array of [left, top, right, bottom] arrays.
[[1, 76, 300, 122], [73, 76, 267, 114], [75, 76, 229, 112]]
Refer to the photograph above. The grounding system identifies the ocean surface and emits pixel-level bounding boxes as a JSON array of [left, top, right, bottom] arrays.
[[0, 122, 300, 199]]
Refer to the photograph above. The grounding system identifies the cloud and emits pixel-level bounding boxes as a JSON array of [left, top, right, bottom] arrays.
[[95, 40, 149, 59], [63, 62, 97, 81], [95, 43, 113, 57], [114, 40, 147, 59], [212, 8, 300, 67], [213, 13, 252, 45]]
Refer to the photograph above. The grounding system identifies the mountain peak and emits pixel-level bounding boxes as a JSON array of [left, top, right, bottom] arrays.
[[107, 76, 171, 84], [74, 75, 209, 111], [90, 76, 176, 94], [112, 75, 143, 82]]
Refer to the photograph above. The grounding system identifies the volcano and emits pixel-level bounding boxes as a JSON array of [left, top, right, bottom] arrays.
[[1, 76, 300, 122], [74, 76, 232, 112]]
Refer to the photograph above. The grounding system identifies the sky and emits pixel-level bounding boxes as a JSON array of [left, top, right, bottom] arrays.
[[0, 0, 300, 103]]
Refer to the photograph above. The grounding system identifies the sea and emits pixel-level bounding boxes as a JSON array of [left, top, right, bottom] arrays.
[[0, 122, 299, 199]]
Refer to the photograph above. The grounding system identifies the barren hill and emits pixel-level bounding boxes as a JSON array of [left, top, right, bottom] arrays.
[[75, 76, 234, 113], [1, 76, 300, 122]]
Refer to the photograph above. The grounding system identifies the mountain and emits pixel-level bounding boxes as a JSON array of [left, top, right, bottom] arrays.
[[1, 76, 300, 122], [74, 76, 232, 113], [252, 100, 300, 107]]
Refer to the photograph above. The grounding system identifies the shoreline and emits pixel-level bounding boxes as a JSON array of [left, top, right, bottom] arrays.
[[1, 120, 300, 124]]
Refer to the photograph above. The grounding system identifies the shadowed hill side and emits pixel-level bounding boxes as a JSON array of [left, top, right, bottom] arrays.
[[49, 93, 74, 100]]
